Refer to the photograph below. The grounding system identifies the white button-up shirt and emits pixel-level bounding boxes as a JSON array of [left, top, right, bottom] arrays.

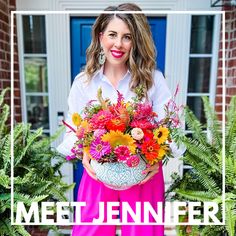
[[57, 68, 172, 156]]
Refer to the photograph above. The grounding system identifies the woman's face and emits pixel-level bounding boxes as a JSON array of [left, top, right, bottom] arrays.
[[99, 17, 132, 67]]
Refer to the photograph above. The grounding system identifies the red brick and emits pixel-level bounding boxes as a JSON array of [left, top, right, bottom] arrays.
[[215, 96, 223, 103], [14, 98, 21, 106], [228, 59, 236, 67], [232, 48, 236, 57], [226, 96, 232, 104], [14, 80, 20, 87], [217, 78, 223, 86], [218, 60, 223, 68], [215, 105, 223, 113], [217, 69, 223, 77], [216, 87, 223, 95], [227, 87, 236, 96], [14, 63, 19, 70], [225, 32, 229, 39], [15, 115, 22, 122], [216, 113, 222, 121], [3, 80, 10, 88], [0, 1, 8, 13], [14, 71, 19, 78], [230, 40, 236, 49], [10, 0, 16, 7], [0, 11, 8, 23], [14, 89, 20, 97]]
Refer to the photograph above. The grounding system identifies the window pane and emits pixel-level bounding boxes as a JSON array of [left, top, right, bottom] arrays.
[[187, 96, 206, 125], [188, 58, 211, 93], [26, 96, 49, 130], [23, 15, 46, 53], [25, 57, 48, 92], [190, 16, 214, 54]]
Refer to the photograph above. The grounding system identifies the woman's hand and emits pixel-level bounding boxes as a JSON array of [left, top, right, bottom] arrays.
[[82, 153, 97, 181], [139, 163, 159, 185]]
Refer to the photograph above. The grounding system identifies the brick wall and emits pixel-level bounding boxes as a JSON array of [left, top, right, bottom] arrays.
[[0, 0, 22, 122], [216, 5, 236, 120]]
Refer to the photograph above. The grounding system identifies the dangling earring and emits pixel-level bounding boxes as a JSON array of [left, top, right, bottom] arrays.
[[98, 47, 106, 65]]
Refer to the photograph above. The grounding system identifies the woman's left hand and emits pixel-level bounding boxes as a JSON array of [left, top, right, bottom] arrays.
[[139, 163, 159, 185]]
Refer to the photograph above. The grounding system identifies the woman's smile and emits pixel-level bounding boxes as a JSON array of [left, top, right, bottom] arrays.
[[110, 50, 125, 58]]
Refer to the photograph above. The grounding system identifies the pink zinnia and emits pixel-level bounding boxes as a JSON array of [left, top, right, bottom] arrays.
[[89, 138, 111, 160], [114, 145, 131, 163], [126, 155, 140, 167], [90, 110, 113, 129]]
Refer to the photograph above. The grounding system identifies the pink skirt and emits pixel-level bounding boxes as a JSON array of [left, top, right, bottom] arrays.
[[72, 163, 164, 236]]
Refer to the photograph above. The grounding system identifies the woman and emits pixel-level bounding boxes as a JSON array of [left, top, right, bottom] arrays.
[[59, 3, 172, 235]]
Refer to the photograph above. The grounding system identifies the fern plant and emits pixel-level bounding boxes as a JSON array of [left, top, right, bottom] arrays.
[[166, 96, 236, 236], [0, 88, 75, 235]]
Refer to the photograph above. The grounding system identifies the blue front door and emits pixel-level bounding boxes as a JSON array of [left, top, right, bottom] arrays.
[[70, 16, 167, 200]]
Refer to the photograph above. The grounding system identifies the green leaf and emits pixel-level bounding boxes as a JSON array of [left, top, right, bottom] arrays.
[[0, 169, 10, 188], [175, 189, 216, 202]]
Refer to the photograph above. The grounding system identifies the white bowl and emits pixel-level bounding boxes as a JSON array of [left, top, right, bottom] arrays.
[[90, 158, 147, 190]]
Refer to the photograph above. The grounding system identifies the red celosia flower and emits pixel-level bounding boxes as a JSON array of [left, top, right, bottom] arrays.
[[106, 118, 126, 132], [134, 103, 156, 121], [141, 139, 160, 163]]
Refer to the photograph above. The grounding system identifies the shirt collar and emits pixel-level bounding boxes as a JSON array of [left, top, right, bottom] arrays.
[[94, 66, 131, 82]]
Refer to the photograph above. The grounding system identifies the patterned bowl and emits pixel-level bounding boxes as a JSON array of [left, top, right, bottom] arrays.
[[90, 158, 147, 190]]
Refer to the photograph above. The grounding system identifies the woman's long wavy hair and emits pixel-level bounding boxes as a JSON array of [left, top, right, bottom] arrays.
[[84, 3, 156, 98]]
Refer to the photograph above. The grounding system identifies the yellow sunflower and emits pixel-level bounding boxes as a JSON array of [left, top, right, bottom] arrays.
[[158, 145, 169, 159], [154, 126, 169, 144], [72, 113, 82, 126], [101, 130, 136, 153]]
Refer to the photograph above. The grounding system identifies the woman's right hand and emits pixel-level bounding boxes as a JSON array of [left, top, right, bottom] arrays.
[[82, 152, 97, 181]]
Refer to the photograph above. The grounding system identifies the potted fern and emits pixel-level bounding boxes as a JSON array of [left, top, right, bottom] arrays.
[[166, 96, 236, 236], [0, 88, 75, 235]]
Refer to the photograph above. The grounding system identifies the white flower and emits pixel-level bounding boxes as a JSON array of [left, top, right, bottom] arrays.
[[131, 128, 144, 140]]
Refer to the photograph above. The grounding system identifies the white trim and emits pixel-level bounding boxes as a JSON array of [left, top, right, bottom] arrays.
[[210, 14, 221, 105], [16, 14, 27, 123], [187, 93, 210, 96], [189, 54, 213, 57], [25, 92, 49, 96], [13, 10, 223, 14], [24, 53, 47, 57]]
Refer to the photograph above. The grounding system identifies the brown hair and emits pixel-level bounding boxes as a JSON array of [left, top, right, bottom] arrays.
[[84, 3, 156, 98]]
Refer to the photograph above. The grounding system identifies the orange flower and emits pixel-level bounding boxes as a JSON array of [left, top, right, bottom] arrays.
[[106, 118, 126, 132], [141, 139, 160, 164]]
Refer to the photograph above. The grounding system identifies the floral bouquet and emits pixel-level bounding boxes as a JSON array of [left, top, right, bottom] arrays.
[[64, 87, 181, 190]]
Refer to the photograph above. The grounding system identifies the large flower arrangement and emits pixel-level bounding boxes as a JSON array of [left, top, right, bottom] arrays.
[[64, 86, 181, 170]]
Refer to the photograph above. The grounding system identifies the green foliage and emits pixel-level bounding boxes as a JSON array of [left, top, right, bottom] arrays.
[[0, 88, 75, 235], [167, 96, 236, 236]]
